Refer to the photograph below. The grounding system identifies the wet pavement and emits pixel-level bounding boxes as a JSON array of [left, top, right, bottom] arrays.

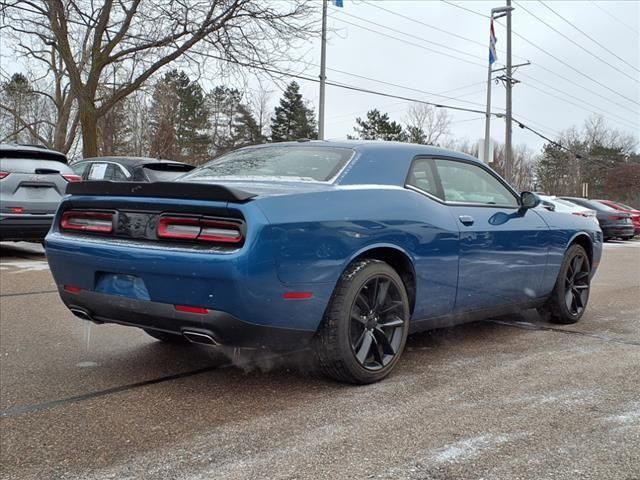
[[1, 240, 639, 479]]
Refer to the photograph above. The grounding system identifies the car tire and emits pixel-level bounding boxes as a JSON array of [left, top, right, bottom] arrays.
[[313, 259, 410, 384], [144, 329, 190, 344], [541, 244, 591, 325], [622, 236, 634, 241]]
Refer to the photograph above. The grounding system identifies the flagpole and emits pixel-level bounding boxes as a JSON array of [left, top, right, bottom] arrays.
[[318, 0, 328, 140]]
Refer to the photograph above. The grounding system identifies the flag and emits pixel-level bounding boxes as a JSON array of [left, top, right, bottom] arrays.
[[332, 0, 344, 7], [489, 19, 497, 64]]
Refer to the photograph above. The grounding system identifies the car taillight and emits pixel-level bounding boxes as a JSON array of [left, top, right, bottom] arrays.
[[609, 215, 626, 221], [62, 174, 82, 182], [0, 171, 9, 179], [157, 216, 243, 244], [61, 211, 114, 233]]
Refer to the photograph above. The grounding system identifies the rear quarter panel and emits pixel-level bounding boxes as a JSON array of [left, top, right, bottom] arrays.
[[255, 187, 461, 320], [533, 209, 603, 290]]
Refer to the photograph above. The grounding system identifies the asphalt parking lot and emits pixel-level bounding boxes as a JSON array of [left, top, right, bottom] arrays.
[[1, 240, 639, 480]]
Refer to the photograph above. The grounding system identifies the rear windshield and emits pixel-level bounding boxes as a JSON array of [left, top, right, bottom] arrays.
[[554, 198, 584, 209], [143, 163, 194, 182], [0, 149, 67, 163], [180, 146, 353, 183], [566, 198, 615, 211], [0, 158, 74, 174]]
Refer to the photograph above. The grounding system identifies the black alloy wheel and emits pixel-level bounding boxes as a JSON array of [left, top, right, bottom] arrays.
[[564, 252, 590, 317], [542, 244, 591, 325], [350, 275, 405, 371], [313, 259, 410, 384]]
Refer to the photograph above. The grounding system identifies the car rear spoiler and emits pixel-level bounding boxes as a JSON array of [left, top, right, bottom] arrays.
[[66, 181, 256, 203]]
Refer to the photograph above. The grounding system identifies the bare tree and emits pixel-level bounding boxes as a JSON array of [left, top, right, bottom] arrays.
[[248, 84, 273, 139], [404, 104, 451, 145], [583, 114, 637, 154], [0, 54, 79, 153], [2, 0, 317, 157]]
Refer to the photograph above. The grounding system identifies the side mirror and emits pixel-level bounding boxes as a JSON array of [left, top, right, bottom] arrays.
[[520, 191, 541, 209]]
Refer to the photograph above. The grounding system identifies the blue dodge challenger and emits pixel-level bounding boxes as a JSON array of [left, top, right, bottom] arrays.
[[45, 141, 602, 384]]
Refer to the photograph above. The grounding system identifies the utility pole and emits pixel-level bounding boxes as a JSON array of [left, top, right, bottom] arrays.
[[505, 0, 513, 183], [484, 6, 513, 164], [318, 0, 328, 140]]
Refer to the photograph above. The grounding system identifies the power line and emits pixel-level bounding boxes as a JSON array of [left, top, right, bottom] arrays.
[[325, 82, 488, 121], [424, 0, 640, 115], [441, 0, 489, 19], [359, 0, 639, 116], [515, 1, 640, 83], [205, 52, 585, 152], [336, 9, 488, 64], [331, 16, 485, 69], [361, 0, 498, 54], [512, 117, 580, 156], [332, 4, 638, 126], [441, 0, 640, 107], [588, 0, 640, 38], [325, 65, 488, 109], [518, 73, 639, 130], [202, 52, 504, 118], [538, 0, 639, 74], [521, 82, 638, 132]]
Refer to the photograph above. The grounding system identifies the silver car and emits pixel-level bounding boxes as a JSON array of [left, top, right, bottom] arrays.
[[0, 143, 79, 241]]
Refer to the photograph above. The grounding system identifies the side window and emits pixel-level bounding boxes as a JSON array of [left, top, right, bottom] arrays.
[[87, 163, 108, 180], [435, 159, 518, 206], [406, 158, 441, 199], [72, 162, 89, 178], [104, 164, 129, 181]]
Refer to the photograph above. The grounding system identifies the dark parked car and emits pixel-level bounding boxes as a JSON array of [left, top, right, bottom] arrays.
[[0, 143, 80, 241], [46, 141, 602, 384], [72, 156, 195, 182], [560, 197, 634, 241], [596, 199, 640, 236]]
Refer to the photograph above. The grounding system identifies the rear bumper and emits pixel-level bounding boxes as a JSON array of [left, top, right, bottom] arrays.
[[601, 225, 635, 238], [0, 215, 53, 241], [60, 288, 316, 350]]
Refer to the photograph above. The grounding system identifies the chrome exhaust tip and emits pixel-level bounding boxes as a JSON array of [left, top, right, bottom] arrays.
[[69, 308, 102, 324], [182, 330, 220, 346]]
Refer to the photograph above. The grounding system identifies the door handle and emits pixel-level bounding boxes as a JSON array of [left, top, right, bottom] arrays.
[[458, 215, 474, 226]]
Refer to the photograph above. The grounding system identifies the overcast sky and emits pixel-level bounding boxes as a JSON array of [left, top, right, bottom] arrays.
[[289, 0, 640, 153], [2, 0, 638, 155]]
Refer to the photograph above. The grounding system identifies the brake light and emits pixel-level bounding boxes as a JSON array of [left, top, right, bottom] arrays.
[[0, 171, 9, 179], [609, 215, 626, 221], [157, 217, 200, 240], [62, 174, 82, 182], [174, 305, 208, 314], [61, 211, 114, 233], [64, 285, 82, 294], [11, 207, 24, 214], [199, 220, 243, 243], [158, 216, 243, 244]]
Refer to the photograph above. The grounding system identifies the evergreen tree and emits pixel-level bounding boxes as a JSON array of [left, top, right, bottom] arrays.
[[353, 109, 407, 141], [270, 82, 317, 142], [149, 70, 210, 163], [1, 73, 40, 144], [208, 86, 264, 155]]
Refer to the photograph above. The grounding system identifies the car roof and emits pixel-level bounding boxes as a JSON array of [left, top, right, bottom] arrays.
[[236, 140, 481, 162], [0, 143, 68, 163], [74, 156, 187, 167]]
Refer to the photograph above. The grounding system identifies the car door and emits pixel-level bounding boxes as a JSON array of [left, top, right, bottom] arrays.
[[432, 158, 550, 312]]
